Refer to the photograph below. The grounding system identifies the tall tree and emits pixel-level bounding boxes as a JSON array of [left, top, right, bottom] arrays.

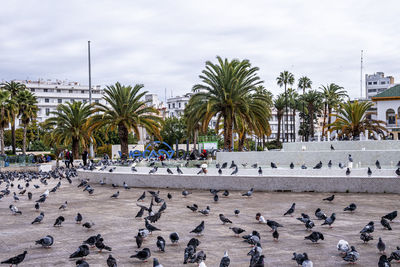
[[287, 88, 299, 142], [45, 101, 93, 159], [273, 94, 286, 143], [1, 81, 26, 154], [187, 56, 269, 151], [300, 90, 323, 140], [0, 90, 12, 154], [320, 83, 348, 137], [297, 76, 312, 141], [90, 82, 162, 157], [16, 90, 38, 155], [276, 71, 294, 142], [328, 101, 387, 139]]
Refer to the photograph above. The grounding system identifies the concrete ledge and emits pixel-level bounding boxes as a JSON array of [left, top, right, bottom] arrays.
[[78, 170, 400, 193], [283, 140, 400, 151]]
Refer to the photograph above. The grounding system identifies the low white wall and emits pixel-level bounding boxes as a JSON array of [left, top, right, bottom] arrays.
[[282, 140, 400, 151]]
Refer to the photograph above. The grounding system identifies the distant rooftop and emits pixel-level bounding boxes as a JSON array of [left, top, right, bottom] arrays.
[[372, 84, 400, 99]]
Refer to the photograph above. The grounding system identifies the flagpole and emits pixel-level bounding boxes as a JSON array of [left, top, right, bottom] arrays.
[[88, 41, 94, 159]]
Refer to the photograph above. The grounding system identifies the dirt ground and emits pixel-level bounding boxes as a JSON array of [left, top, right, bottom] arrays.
[[0, 173, 399, 267]]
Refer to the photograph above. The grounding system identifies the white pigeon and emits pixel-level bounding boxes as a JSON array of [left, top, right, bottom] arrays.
[[198, 260, 207, 267], [337, 239, 350, 254], [40, 189, 49, 198], [302, 259, 313, 267], [259, 215, 266, 224]]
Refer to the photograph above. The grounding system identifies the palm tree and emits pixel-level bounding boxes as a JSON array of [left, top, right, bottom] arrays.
[[0, 90, 12, 154], [276, 71, 294, 142], [320, 83, 348, 137], [1, 81, 26, 154], [90, 82, 162, 157], [287, 88, 299, 142], [45, 101, 93, 159], [328, 101, 387, 139], [188, 56, 268, 151], [300, 90, 323, 140], [16, 90, 38, 155], [273, 94, 286, 143], [297, 76, 312, 141]]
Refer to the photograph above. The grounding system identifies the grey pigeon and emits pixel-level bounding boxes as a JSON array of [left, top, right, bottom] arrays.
[[1, 251, 27, 266], [284, 203, 295, 216], [31, 212, 44, 224], [376, 160, 381, 169], [388, 246, 400, 263], [342, 246, 359, 264], [378, 255, 391, 267], [360, 232, 373, 243], [381, 217, 392, 230], [219, 251, 230, 267], [35, 235, 54, 248], [304, 231, 324, 243], [153, 257, 163, 267], [130, 248, 151, 261], [290, 162, 294, 169], [219, 214, 232, 224], [377, 237, 386, 254], [229, 227, 245, 236], [190, 221, 205, 235], [383, 211, 397, 222], [360, 221, 374, 233], [323, 195, 334, 202], [69, 245, 90, 258], [75, 213, 83, 223], [107, 254, 117, 267], [242, 188, 254, 197], [110, 191, 119, 198], [76, 260, 90, 267], [156, 236, 166, 252], [321, 213, 336, 228], [344, 203, 357, 212], [169, 232, 179, 244], [54, 216, 65, 227], [315, 208, 327, 220]]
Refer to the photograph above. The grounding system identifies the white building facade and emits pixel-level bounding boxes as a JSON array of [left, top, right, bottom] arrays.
[[268, 108, 300, 142], [365, 72, 395, 99]]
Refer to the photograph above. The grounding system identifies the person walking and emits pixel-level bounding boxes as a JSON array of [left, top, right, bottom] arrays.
[[64, 149, 70, 168], [82, 149, 88, 166], [69, 150, 74, 168]]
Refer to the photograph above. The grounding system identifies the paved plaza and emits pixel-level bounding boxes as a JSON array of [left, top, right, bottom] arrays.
[[0, 173, 399, 266]]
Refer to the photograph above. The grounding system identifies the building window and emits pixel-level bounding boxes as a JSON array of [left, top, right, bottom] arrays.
[[95, 99, 99, 104], [45, 108, 50, 116], [81, 90, 85, 94], [381, 81, 386, 85], [368, 89, 377, 93], [69, 90, 73, 93], [368, 82, 372, 85], [179, 103, 181, 108], [58, 99, 62, 103], [173, 103, 175, 108], [44, 89, 48, 92], [168, 104, 171, 109], [57, 89, 61, 93], [30, 88, 35, 92], [373, 82, 377, 85], [45, 98, 49, 103]]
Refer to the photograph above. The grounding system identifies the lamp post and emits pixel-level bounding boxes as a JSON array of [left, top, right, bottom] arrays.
[[88, 41, 94, 158]]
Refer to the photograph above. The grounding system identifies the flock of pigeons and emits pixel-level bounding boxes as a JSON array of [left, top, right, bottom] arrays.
[[1, 156, 399, 266]]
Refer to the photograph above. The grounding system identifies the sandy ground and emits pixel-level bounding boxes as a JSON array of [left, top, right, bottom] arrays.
[[0, 172, 399, 267]]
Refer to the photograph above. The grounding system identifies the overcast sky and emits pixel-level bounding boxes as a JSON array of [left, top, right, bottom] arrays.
[[1, 0, 400, 99]]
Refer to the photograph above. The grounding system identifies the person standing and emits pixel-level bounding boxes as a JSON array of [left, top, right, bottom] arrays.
[[64, 149, 70, 168], [82, 150, 88, 166], [69, 150, 74, 168]]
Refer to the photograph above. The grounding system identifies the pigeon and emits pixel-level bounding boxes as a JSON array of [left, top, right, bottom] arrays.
[[396, 168, 400, 176], [27, 192, 32, 200], [234, 209, 240, 216], [75, 213, 83, 224], [35, 202, 40, 211], [219, 251, 230, 267], [110, 191, 119, 198], [388, 246, 400, 262], [135, 233, 144, 248], [302, 253, 313, 267], [167, 193, 172, 200], [123, 182, 130, 190], [9, 204, 22, 215], [348, 154, 353, 162], [95, 237, 112, 252], [292, 252, 305, 265], [198, 206, 210, 216], [191, 250, 207, 264], [182, 190, 192, 197], [383, 211, 397, 222], [76, 259, 89, 267], [346, 168, 351, 176], [267, 220, 283, 231], [271, 162, 277, 168], [313, 161, 322, 169], [145, 219, 160, 233], [169, 232, 179, 244], [221, 162, 228, 169], [360, 221, 374, 233], [315, 208, 327, 220], [251, 163, 258, 168], [197, 169, 205, 175], [378, 255, 391, 267], [130, 248, 151, 262], [344, 203, 357, 212], [377, 237, 386, 254], [327, 160, 332, 168], [242, 188, 254, 197], [107, 254, 117, 267], [1, 251, 27, 266], [158, 202, 167, 213], [258, 167, 262, 175], [343, 246, 359, 264], [256, 213, 266, 224], [337, 240, 350, 254], [112, 183, 118, 188], [330, 144, 335, 150], [190, 221, 205, 235], [376, 160, 381, 169], [149, 167, 158, 174], [305, 220, 315, 231], [218, 168, 222, 175], [229, 227, 245, 236], [54, 216, 65, 227], [82, 221, 95, 229], [272, 229, 279, 241], [32, 212, 45, 224], [301, 164, 307, 169], [177, 166, 183, 175], [322, 213, 336, 228], [230, 167, 238, 175], [156, 236, 166, 252], [35, 235, 54, 248], [13, 192, 19, 201], [223, 190, 230, 197], [83, 234, 101, 247], [219, 214, 232, 224], [304, 231, 324, 243], [360, 232, 374, 243], [229, 160, 236, 168], [290, 162, 294, 169], [213, 194, 219, 202], [153, 257, 164, 267], [69, 244, 90, 258], [296, 213, 310, 223], [338, 162, 344, 169], [381, 217, 392, 230], [59, 201, 68, 210], [131, 166, 138, 172], [137, 191, 146, 202], [368, 167, 372, 176], [167, 168, 173, 174], [284, 203, 296, 216], [323, 195, 334, 202]]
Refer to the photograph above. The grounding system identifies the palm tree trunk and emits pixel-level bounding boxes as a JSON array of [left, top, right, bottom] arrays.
[[292, 109, 296, 142], [310, 107, 315, 138], [238, 132, 245, 151], [276, 114, 281, 143], [328, 106, 332, 130], [193, 130, 198, 151], [284, 85, 288, 142], [262, 135, 265, 150], [72, 137, 80, 159], [322, 103, 327, 137], [118, 123, 129, 157], [0, 127, 4, 155], [22, 124, 27, 155], [11, 119, 16, 154]]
